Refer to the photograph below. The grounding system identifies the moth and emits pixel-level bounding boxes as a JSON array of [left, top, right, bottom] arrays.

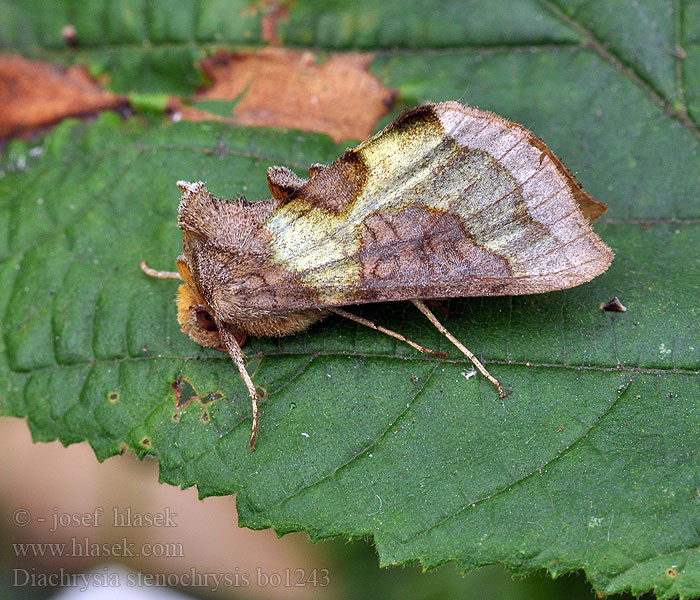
[[142, 101, 614, 449]]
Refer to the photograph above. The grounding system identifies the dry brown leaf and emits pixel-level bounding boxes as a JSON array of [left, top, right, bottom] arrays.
[[181, 48, 395, 143], [260, 0, 290, 46], [0, 54, 128, 139]]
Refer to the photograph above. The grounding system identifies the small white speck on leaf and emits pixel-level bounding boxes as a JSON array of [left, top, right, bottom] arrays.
[[368, 494, 383, 516], [301, 432, 310, 438], [659, 343, 672, 356], [588, 516, 603, 528], [461, 369, 476, 380]]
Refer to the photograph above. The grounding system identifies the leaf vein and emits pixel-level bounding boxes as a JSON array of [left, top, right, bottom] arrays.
[[6, 352, 700, 377], [539, 0, 700, 141], [401, 372, 638, 543], [244, 363, 441, 516]]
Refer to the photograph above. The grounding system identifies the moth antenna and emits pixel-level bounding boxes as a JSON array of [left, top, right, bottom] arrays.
[[218, 321, 260, 450], [329, 307, 448, 358], [412, 300, 506, 398], [139, 260, 183, 280]]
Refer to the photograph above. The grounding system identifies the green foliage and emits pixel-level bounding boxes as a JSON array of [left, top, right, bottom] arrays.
[[1, 1, 699, 598]]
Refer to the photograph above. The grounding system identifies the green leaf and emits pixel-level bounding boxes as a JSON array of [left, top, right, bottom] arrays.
[[1, 2, 699, 599]]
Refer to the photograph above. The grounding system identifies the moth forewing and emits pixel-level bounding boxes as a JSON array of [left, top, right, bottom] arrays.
[[143, 101, 613, 449]]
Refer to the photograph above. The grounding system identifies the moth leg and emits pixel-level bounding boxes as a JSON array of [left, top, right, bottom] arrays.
[[329, 307, 448, 358], [139, 260, 183, 280], [218, 322, 261, 450], [426, 300, 452, 317], [412, 300, 506, 398]]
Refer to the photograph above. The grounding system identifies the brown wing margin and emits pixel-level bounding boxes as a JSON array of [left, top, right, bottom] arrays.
[[528, 135, 607, 222]]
